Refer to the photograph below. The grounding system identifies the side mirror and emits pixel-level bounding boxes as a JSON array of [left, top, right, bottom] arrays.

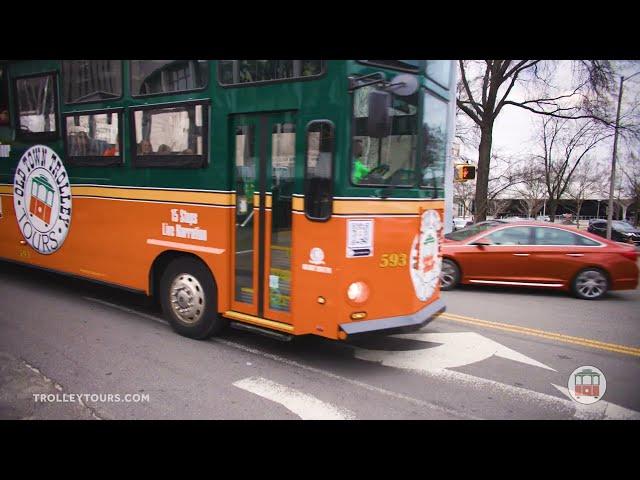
[[367, 90, 391, 138]]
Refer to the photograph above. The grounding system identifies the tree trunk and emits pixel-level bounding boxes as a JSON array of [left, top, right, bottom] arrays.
[[576, 200, 583, 229], [474, 123, 493, 222], [547, 199, 559, 222]]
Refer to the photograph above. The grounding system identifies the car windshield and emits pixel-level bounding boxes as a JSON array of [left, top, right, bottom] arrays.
[[613, 221, 636, 232], [445, 222, 501, 241]]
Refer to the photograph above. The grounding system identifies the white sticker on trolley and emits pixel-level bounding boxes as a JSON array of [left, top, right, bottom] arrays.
[[302, 247, 333, 274], [309, 247, 325, 265], [346, 219, 374, 258], [239, 197, 248, 214], [410, 210, 443, 301], [269, 275, 280, 289], [13, 145, 72, 255], [162, 208, 207, 241]]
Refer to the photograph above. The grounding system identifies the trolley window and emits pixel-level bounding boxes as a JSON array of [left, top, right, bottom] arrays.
[[14, 73, 59, 140], [420, 92, 449, 198], [0, 64, 9, 126], [351, 85, 418, 187], [62, 60, 122, 104], [131, 102, 208, 168], [426, 61, 452, 89], [130, 60, 209, 97], [305, 121, 334, 220], [218, 60, 323, 86], [63, 110, 123, 166]]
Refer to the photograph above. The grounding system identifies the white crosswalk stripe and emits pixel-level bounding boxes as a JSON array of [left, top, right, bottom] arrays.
[[233, 376, 355, 420]]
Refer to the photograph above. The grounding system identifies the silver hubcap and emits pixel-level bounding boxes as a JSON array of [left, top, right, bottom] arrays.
[[441, 261, 457, 288], [575, 270, 607, 299], [169, 273, 205, 324]]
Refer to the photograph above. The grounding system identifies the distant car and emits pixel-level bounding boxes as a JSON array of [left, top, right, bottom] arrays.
[[453, 217, 473, 231], [441, 221, 638, 299], [536, 215, 550, 222], [588, 220, 640, 247]]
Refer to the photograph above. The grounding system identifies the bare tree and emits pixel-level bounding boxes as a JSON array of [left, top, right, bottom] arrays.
[[454, 179, 475, 218], [485, 152, 527, 202], [566, 159, 603, 228], [535, 116, 611, 222], [612, 168, 634, 222], [514, 163, 546, 218], [487, 198, 512, 218], [457, 60, 614, 222], [620, 153, 640, 226]]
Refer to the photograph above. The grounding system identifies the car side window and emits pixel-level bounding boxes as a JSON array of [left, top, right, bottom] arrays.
[[534, 227, 582, 246], [483, 227, 533, 245], [577, 235, 601, 246]]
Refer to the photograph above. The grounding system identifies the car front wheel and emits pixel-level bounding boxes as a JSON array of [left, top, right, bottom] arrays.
[[572, 268, 609, 300], [440, 259, 460, 291]]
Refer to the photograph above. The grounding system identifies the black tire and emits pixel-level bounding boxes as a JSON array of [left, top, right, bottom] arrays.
[[572, 268, 609, 300], [440, 258, 460, 291], [159, 257, 228, 339]]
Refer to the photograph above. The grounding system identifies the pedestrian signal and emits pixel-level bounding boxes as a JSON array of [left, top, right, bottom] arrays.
[[454, 164, 476, 182]]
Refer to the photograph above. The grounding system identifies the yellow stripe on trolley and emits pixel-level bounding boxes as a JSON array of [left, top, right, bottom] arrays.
[[71, 186, 234, 206]]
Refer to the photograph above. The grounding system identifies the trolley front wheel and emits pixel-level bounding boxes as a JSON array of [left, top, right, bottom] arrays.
[[159, 257, 228, 339]]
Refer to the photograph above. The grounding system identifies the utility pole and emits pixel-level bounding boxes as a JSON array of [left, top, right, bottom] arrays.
[[607, 76, 624, 240], [607, 70, 640, 239]]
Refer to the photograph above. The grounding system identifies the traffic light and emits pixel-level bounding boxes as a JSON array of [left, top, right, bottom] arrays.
[[454, 163, 476, 182]]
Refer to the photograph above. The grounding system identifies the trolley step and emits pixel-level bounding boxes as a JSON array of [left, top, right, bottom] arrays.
[[229, 321, 293, 342]]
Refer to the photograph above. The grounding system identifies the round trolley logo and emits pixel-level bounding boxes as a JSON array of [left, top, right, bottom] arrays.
[[410, 209, 443, 301], [568, 365, 606, 405], [309, 247, 325, 265], [13, 145, 72, 255]]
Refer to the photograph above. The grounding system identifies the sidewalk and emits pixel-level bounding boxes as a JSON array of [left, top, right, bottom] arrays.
[[0, 351, 97, 420]]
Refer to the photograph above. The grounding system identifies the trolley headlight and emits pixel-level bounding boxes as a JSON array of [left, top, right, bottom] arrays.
[[347, 281, 369, 304]]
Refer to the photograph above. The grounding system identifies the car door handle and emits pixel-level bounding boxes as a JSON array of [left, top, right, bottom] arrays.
[[512, 253, 530, 257], [565, 253, 584, 257]]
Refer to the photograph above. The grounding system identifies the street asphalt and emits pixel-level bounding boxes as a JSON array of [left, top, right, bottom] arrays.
[[0, 260, 638, 420]]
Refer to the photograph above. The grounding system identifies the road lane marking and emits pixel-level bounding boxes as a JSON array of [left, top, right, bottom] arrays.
[[233, 376, 355, 420], [215, 338, 478, 419], [355, 332, 555, 372], [85, 295, 640, 419], [82, 296, 475, 419], [551, 384, 640, 420], [437, 312, 640, 357]]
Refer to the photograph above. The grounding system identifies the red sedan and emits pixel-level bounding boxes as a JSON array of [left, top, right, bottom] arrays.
[[440, 221, 639, 299]]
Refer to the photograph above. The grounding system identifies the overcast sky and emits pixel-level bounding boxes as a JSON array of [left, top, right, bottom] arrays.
[[457, 60, 640, 163]]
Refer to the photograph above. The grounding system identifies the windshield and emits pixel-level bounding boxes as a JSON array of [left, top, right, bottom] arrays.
[[351, 85, 418, 187], [445, 222, 502, 241], [613, 220, 636, 232], [420, 92, 449, 198]]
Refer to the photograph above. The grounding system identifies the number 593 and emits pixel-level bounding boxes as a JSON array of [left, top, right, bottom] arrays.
[[379, 253, 407, 268]]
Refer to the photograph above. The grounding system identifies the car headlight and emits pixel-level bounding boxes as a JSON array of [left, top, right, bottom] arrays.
[[347, 281, 369, 304]]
